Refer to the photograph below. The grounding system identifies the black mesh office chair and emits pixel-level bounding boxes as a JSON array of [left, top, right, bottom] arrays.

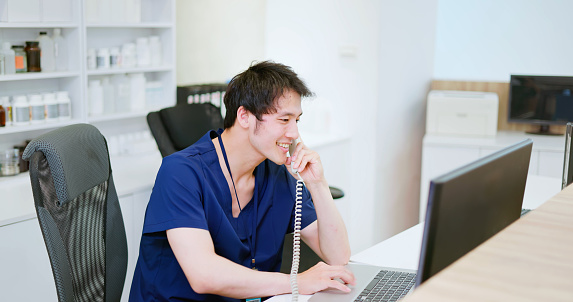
[[23, 124, 128, 302]]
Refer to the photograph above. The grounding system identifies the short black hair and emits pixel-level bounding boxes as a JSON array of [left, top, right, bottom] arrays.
[[223, 60, 314, 129]]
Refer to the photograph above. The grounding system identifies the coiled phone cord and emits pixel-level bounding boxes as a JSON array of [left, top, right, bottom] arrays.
[[290, 173, 304, 302]]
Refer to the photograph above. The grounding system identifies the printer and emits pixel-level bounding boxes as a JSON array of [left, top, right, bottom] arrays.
[[426, 90, 499, 137]]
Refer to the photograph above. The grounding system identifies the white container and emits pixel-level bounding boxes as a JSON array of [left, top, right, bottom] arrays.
[[102, 77, 115, 114], [89, 80, 104, 116], [29, 94, 45, 124], [136, 37, 150, 67], [0, 96, 11, 126], [121, 43, 136, 68], [149, 36, 162, 66], [87, 48, 97, 70], [12, 95, 30, 126], [97, 48, 110, 69], [37, 32, 55, 72], [43, 93, 59, 122], [56, 91, 71, 120], [110, 47, 121, 68], [129, 73, 146, 111], [52, 28, 68, 71], [112, 74, 131, 112], [0, 42, 16, 75], [145, 81, 163, 110]]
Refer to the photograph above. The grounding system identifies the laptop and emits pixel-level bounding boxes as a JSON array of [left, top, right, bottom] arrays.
[[310, 139, 533, 302]]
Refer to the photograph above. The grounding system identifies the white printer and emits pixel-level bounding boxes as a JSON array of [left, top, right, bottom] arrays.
[[426, 90, 499, 137]]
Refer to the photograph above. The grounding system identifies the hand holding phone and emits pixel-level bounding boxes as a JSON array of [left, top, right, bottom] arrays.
[[288, 138, 301, 173]]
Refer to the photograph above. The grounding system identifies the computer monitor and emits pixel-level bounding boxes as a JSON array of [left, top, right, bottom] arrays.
[[562, 122, 573, 189], [416, 139, 532, 284], [508, 74, 573, 135]]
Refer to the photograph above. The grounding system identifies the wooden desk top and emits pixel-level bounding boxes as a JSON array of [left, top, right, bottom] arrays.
[[402, 184, 573, 302]]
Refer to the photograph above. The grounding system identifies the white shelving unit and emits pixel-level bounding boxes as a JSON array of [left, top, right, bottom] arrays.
[[0, 0, 176, 150]]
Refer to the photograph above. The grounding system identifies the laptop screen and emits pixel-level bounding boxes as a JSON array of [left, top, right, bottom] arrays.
[[415, 139, 533, 285]]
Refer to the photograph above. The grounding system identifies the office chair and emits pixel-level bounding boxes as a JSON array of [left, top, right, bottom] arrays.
[[23, 124, 128, 302]]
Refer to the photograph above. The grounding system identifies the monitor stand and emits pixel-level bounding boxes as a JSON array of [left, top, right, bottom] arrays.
[[526, 124, 563, 136]]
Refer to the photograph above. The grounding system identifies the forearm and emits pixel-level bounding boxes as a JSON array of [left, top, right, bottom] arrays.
[[305, 179, 351, 265]]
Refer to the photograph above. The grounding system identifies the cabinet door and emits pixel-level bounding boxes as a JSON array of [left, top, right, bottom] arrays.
[[0, 219, 57, 301], [419, 145, 480, 221]]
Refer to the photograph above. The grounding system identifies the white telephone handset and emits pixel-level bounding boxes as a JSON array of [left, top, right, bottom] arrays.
[[288, 138, 303, 302]]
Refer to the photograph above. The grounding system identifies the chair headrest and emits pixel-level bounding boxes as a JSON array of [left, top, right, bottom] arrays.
[[23, 124, 110, 206]]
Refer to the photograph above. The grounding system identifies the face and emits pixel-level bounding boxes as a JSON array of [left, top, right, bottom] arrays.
[[248, 90, 302, 165]]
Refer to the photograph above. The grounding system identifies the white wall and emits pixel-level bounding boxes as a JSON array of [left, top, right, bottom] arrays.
[[175, 0, 266, 85], [434, 0, 573, 81], [374, 1, 438, 243], [265, 0, 438, 253]]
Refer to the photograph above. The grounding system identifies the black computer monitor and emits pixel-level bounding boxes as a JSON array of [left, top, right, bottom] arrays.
[[562, 122, 573, 189], [416, 139, 532, 285]]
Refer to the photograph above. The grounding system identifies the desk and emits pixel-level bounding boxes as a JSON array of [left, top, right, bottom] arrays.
[[268, 174, 563, 302], [401, 181, 573, 301]]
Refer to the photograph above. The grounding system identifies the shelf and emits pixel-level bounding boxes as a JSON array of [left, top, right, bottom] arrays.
[[0, 119, 80, 135], [87, 111, 149, 123], [86, 65, 173, 76], [86, 22, 172, 28], [0, 71, 80, 82], [0, 22, 79, 28]]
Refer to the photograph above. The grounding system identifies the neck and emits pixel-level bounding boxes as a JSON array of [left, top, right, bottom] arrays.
[[218, 128, 263, 180]]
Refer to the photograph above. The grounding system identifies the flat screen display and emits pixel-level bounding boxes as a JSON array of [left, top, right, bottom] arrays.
[[509, 75, 573, 126]]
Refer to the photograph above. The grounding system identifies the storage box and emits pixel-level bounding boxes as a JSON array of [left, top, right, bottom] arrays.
[[426, 90, 499, 137]]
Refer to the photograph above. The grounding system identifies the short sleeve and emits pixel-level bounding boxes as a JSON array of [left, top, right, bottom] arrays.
[[143, 154, 209, 234]]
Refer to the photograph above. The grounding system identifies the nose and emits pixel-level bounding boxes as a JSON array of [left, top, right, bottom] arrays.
[[286, 120, 300, 141]]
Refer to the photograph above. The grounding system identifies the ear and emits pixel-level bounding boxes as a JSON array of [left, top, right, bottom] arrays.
[[236, 106, 251, 129]]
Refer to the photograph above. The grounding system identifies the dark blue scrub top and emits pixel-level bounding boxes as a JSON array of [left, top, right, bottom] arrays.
[[129, 130, 317, 302]]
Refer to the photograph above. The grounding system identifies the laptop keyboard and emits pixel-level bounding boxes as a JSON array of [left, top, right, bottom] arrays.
[[354, 270, 416, 302]]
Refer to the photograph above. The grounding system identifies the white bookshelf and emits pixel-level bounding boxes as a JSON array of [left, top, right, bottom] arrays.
[[0, 0, 176, 150]]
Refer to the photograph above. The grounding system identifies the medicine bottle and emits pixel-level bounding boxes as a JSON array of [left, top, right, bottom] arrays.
[[43, 93, 59, 122], [0, 149, 20, 176], [0, 102, 5, 127], [97, 48, 110, 69], [29, 94, 45, 123], [12, 95, 30, 125], [56, 91, 71, 120], [149, 36, 162, 66], [110, 47, 120, 68], [88, 80, 104, 116], [136, 37, 150, 67], [0, 42, 16, 75], [0, 96, 12, 126], [25, 41, 41, 72], [52, 28, 68, 71], [37, 32, 55, 72], [87, 48, 97, 70], [12, 45, 27, 73]]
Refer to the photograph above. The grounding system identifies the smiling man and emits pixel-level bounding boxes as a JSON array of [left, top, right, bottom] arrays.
[[129, 61, 354, 302]]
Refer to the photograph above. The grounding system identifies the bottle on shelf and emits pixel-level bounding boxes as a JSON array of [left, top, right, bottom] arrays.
[[112, 74, 131, 112], [25, 41, 41, 72], [87, 48, 97, 70], [12, 45, 27, 73], [129, 73, 146, 111], [149, 36, 162, 66], [56, 91, 71, 121], [29, 94, 45, 124], [37, 31, 55, 72], [110, 47, 121, 69], [12, 95, 30, 126], [102, 77, 116, 114], [136, 37, 150, 67], [0, 42, 16, 75], [97, 48, 110, 69], [52, 28, 68, 71], [43, 92, 59, 122], [0, 96, 10, 126], [0, 102, 5, 127], [121, 43, 136, 68], [89, 80, 104, 116]]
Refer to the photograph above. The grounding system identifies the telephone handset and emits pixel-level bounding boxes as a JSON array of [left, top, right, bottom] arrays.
[[288, 138, 303, 302]]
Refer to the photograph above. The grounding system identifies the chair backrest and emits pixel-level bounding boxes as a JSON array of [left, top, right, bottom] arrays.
[[23, 124, 128, 302], [147, 102, 224, 157]]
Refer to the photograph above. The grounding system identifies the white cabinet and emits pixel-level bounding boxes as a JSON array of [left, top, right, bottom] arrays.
[[0, 0, 176, 151], [419, 131, 565, 221]]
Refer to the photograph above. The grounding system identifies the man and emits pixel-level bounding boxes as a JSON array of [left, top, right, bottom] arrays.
[[130, 61, 354, 301]]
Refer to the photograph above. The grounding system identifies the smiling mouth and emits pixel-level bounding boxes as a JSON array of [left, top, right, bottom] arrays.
[[277, 142, 289, 152]]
